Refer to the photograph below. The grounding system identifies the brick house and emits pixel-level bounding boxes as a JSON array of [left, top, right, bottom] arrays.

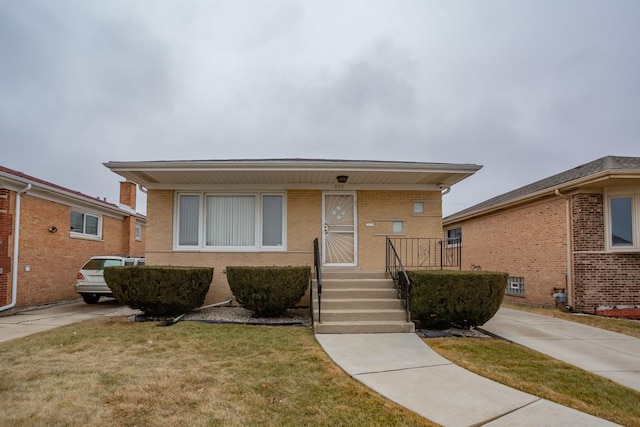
[[443, 156, 640, 313], [0, 166, 146, 313], [105, 159, 481, 310]]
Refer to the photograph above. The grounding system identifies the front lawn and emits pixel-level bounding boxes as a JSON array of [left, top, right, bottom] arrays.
[[428, 337, 640, 427], [0, 318, 433, 427]]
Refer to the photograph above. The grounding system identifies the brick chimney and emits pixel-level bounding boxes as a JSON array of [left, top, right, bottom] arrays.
[[119, 181, 137, 211]]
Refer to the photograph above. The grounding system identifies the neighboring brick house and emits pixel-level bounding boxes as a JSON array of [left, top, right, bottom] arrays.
[[0, 166, 146, 313], [443, 156, 640, 313], [105, 159, 481, 305]]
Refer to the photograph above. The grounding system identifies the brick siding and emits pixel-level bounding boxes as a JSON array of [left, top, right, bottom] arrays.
[[2, 191, 144, 310], [146, 189, 443, 304], [449, 197, 569, 308], [572, 193, 640, 311], [574, 253, 640, 311], [0, 190, 12, 306], [447, 190, 640, 312], [572, 193, 604, 251]]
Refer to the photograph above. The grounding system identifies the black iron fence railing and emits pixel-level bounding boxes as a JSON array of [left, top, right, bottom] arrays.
[[385, 238, 411, 322], [386, 237, 461, 270], [313, 237, 322, 324]]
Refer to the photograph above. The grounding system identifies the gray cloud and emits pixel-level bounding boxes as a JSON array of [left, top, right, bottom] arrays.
[[1, 1, 639, 214]]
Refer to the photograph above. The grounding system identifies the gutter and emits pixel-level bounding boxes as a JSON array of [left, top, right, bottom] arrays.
[[0, 183, 31, 312], [555, 189, 573, 309]]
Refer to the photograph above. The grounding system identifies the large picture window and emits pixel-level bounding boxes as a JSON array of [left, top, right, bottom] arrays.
[[175, 192, 286, 250], [606, 190, 640, 251], [70, 210, 102, 238]]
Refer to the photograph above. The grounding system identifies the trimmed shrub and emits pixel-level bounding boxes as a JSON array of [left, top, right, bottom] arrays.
[[104, 266, 213, 316], [226, 266, 311, 317], [408, 270, 508, 329]]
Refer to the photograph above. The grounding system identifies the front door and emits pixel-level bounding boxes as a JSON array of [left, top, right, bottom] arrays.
[[322, 192, 357, 266]]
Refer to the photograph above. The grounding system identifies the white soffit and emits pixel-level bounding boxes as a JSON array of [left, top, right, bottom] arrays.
[[104, 159, 482, 189]]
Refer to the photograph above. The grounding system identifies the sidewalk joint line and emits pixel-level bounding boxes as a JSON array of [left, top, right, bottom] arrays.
[[355, 362, 452, 376], [474, 397, 542, 426]]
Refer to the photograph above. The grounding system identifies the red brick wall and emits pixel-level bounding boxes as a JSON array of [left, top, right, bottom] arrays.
[[574, 253, 640, 311], [0, 189, 12, 306], [448, 197, 569, 308], [6, 193, 143, 309], [571, 193, 640, 311], [572, 193, 604, 251]]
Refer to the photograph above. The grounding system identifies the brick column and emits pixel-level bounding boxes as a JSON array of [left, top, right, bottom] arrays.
[[119, 181, 137, 211]]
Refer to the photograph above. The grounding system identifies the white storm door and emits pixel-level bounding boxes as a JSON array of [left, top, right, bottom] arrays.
[[322, 192, 357, 266]]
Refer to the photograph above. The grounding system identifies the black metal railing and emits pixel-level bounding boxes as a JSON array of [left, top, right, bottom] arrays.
[[386, 237, 461, 270], [313, 237, 322, 324], [385, 238, 411, 322]]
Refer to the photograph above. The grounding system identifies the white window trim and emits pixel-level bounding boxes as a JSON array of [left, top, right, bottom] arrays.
[[605, 188, 640, 252], [173, 192, 287, 252], [70, 209, 103, 240]]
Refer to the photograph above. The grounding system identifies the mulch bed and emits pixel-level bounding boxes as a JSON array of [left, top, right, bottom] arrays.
[[595, 307, 640, 320]]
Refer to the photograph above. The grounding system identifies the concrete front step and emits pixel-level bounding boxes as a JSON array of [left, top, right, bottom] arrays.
[[317, 298, 405, 310], [315, 308, 408, 322], [312, 270, 413, 334], [316, 278, 396, 289], [318, 271, 389, 280], [320, 288, 398, 299], [314, 320, 415, 334]]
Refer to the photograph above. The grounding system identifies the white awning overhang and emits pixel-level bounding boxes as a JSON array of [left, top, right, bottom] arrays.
[[104, 159, 482, 192]]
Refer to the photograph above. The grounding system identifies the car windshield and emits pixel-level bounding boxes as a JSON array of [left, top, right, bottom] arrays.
[[82, 258, 122, 270]]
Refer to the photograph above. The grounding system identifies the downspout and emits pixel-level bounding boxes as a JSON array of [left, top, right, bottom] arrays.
[[555, 189, 573, 309], [0, 183, 31, 312]]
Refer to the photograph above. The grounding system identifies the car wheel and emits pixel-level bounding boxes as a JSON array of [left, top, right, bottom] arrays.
[[82, 294, 101, 304]]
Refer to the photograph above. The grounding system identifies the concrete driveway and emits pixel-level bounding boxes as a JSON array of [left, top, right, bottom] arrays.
[[481, 307, 640, 392], [0, 299, 127, 343]]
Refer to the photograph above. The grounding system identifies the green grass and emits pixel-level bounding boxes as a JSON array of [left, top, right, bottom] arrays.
[[0, 318, 435, 427], [428, 337, 640, 427]]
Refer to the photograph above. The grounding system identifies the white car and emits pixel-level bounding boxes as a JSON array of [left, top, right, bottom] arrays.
[[75, 256, 145, 304]]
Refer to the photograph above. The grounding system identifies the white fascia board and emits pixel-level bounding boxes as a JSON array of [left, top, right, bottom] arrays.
[[143, 183, 447, 192], [105, 160, 482, 174]]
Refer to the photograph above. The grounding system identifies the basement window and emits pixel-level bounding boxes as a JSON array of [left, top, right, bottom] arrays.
[[506, 277, 525, 296]]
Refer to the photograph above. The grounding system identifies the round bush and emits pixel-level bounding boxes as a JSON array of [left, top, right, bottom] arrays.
[[104, 266, 213, 316], [226, 266, 310, 317], [408, 270, 507, 329]]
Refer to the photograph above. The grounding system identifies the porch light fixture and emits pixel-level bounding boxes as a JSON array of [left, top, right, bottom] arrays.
[[336, 175, 349, 184]]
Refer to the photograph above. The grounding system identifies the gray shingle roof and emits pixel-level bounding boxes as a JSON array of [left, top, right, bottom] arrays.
[[445, 156, 640, 221]]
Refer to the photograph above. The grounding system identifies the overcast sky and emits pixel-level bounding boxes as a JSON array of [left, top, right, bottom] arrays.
[[2, 1, 639, 216]]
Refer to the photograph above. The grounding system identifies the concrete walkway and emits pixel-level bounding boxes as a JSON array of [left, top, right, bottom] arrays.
[[316, 333, 620, 427], [0, 300, 124, 343], [481, 307, 640, 393]]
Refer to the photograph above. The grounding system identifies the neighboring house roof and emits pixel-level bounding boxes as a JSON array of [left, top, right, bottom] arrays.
[[0, 165, 145, 220], [104, 158, 482, 191], [445, 156, 640, 224]]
